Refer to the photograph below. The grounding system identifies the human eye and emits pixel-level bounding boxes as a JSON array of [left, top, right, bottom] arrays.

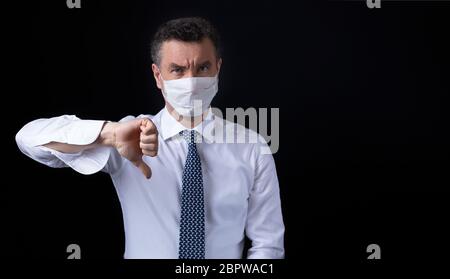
[[199, 65, 210, 72], [171, 67, 183, 74]]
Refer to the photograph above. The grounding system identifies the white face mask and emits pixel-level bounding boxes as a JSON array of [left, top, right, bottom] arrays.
[[160, 74, 219, 117]]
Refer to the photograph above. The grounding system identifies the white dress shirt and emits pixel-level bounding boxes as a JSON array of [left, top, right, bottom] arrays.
[[15, 107, 285, 259]]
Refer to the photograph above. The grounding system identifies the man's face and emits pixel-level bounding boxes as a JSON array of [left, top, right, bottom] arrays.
[[152, 38, 222, 89]]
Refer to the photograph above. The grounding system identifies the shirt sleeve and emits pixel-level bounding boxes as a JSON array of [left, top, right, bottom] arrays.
[[15, 114, 125, 175], [245, 142, 285, 259]]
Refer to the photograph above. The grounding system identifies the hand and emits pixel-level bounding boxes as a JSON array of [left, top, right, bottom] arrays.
[[109, 118, 158, 179]]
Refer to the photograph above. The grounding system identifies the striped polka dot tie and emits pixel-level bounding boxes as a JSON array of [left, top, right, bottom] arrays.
[[178, 130, 205, 259]]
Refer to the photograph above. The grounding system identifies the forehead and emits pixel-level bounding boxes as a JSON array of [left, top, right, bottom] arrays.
[[159, 38, 217, 65]]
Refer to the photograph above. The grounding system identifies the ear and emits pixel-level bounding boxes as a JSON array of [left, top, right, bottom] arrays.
[[152, 63, 163, 90], [217, 58, 222, 75]]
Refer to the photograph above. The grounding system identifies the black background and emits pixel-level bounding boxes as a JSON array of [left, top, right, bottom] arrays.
[[3, 0, 450, 267]]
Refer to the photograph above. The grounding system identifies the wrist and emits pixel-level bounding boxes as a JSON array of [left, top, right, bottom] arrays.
[[98, 121, 119, 147]]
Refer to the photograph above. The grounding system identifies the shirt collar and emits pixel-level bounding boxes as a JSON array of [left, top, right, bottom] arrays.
[[157, 106, 216, 143]]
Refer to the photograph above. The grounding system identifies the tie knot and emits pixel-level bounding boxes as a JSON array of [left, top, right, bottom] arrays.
[[180, 130, 200, 144]]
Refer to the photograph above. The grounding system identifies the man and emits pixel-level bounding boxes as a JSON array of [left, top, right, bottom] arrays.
[[15, 17, 284, 259]]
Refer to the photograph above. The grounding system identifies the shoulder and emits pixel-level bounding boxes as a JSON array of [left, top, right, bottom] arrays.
[[212, 115, 273, 156]]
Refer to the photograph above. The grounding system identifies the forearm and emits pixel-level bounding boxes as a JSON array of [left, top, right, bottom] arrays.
[[43, 122, 119, 153]]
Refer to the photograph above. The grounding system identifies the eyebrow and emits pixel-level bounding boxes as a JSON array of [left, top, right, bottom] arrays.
[[197, 61, 212, 68], [168, 61, 212, 70], [168, 63, 188, 70]]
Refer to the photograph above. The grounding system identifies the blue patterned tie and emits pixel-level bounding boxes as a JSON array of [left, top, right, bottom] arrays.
[[178, 130, 205, 259]]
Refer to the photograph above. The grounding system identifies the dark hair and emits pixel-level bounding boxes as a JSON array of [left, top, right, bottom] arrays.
[[150, 17, 221, 65]]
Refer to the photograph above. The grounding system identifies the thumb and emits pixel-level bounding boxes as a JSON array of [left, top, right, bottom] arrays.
[[140, 118, 151, 129], [134, 158, 152, 179]]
